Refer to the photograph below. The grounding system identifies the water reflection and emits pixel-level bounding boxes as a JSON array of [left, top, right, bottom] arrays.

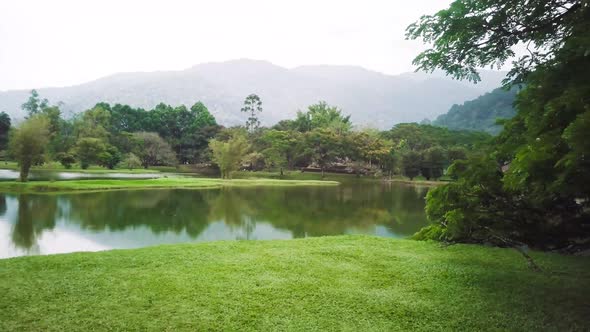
[[0, 183, 429, 258]]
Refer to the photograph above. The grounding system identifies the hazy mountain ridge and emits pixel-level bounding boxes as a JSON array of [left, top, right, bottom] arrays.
[[0, 59, 507, 128], [433, 87, 518, 135]]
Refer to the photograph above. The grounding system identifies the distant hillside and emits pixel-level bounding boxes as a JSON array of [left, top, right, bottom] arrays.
[[433, 87, 518, 135], [0, 59, 507, 128]]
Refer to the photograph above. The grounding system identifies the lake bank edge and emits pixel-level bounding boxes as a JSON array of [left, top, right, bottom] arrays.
[[0, 177, 340, 194]]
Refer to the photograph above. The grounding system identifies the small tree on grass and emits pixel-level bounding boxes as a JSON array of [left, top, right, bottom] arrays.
[[123, 153, 141, 170], [98, 145, 122, 170], [55, 152, 76, 169], [9, 115, 50, 182], [209, 134, 250, 179]]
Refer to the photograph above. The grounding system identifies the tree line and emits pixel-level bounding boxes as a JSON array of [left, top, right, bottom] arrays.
[[0, 92, 489, 182]]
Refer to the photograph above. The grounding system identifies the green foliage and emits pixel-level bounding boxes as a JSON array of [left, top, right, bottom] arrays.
[[98, 145, 122, 170], [423, 155, 505, 242], [8, 91, 488, 181], [386, 123, 491, 151], [406, 0, 586, 84], [347, 129, 393, 166], [20, 89, 48, 117], [123, 153, 142, 170], [411, 0, 590, 249], [75, 137, 107, 169], [260, 129, 301, 174], [447, 146, 467, 163], [0, 112, 11, 150], [434, 88, 518, 134], [132, 132, 177, 168], [55, 152, 76, 169], [292, 101, 351, 133], [8, 115, 50, 181], [304, 128, 343, 177], [420, 146, 447, 180], [401, 150, 422, 180], [241, 94, 263, 131], [75, 105, 111, 140], [209, 133, 251, 179], [190, 102, 217, 128]]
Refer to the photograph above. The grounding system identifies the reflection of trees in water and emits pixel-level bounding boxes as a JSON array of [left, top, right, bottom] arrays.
[[10, 194, 58, 252], [4, 184, 428, 251], [63, 190, 213, 237], [207, 188, 257, 239], [209, 184, 428, 238]]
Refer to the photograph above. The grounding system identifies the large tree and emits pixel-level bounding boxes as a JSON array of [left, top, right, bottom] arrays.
[[304, 128, 343, 178], [292, 101, 351, 133], [75, 137, 107, 169], [190, 102, 217, 128], [408, 0, 590, 249], [260, 130, 300, 176], [9, 115, 50, 181], [406, 0, 586, 84], [132, 132, 177, 168]]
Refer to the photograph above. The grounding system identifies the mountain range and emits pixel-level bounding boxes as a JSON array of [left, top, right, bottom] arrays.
[[0, 59, 507, 128]]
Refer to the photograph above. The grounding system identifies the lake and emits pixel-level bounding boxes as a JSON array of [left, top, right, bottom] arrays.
[[0, 182, 429, 258]]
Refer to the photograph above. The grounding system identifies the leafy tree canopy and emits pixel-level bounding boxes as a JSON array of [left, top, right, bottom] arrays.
[[406, 0, 586, 84], [410, 0, 590, 249]]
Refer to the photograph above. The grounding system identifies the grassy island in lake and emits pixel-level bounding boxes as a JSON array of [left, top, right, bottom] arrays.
[[0, 177, 339, 194]]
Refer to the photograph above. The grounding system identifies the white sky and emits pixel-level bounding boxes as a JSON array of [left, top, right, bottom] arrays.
[[0, 0, 452, 91]]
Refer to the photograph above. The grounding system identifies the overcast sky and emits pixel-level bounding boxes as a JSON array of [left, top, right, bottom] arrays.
[[0, 0, 453, 91]]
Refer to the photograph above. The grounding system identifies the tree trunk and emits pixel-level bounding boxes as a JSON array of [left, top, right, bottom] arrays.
[[280, 167, 284, 178], [19, 160, 31, 182], [321, 167, 325, 179]]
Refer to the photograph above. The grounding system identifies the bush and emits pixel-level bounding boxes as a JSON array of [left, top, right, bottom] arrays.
[[55, 152, 76, 169], [123, 153, 142, 170]]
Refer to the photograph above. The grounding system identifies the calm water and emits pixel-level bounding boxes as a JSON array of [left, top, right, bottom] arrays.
[[0, 183, 429, 258]]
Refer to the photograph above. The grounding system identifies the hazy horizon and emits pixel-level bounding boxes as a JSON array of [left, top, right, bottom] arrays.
[[0, 0, 457, 91]]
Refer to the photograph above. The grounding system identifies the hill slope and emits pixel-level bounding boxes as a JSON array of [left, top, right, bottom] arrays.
[[433, 87, 518, 134], [1, 236, 588, 331], [0, 59, 506, 128]]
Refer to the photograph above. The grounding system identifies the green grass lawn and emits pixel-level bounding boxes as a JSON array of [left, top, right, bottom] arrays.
[[0, 236, 588, 331], [234, 170, 449, 186], [0, 177, 339, 194]]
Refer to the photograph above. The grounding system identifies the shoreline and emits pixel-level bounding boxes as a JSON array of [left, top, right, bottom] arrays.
[[0, 177, 339, 194]]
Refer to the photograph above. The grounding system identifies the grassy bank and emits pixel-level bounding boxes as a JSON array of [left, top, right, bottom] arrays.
[[234, 170, 451, 186], [233, 170, 380, 182], [0, 177, 339, 194], [0, 236, 588, 331]]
